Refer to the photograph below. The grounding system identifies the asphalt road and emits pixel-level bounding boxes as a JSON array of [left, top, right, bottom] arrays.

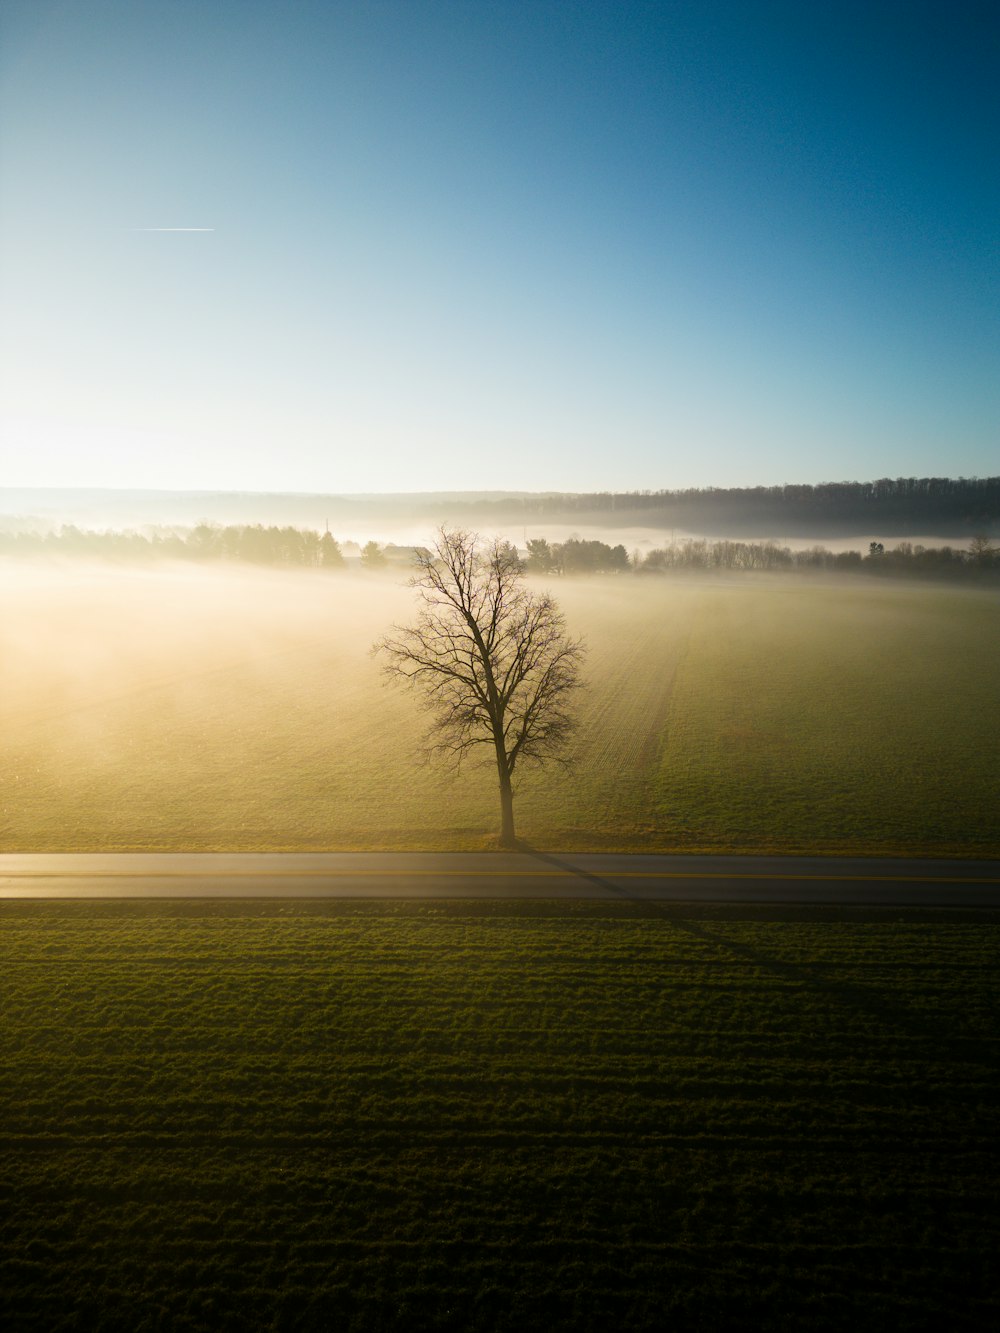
[[2, 851, 999, 905]]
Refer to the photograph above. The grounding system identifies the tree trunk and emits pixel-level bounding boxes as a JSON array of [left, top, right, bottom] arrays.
[[497, 767, 516, 847]]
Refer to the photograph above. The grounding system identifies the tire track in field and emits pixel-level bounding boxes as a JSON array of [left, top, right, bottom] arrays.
[[531, 597, 698, 833]]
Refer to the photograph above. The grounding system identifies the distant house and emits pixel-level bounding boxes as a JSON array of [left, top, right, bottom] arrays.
[[383, 544, 431, 566]]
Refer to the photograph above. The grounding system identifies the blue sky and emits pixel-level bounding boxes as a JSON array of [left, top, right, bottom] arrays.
[[1, 0, 996, 493]]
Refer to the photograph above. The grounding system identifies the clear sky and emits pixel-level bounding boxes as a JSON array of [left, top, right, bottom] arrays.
[[1, 0, 996, 494]]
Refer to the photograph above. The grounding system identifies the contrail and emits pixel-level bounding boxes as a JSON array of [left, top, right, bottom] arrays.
[[129, 227, 215, 232]]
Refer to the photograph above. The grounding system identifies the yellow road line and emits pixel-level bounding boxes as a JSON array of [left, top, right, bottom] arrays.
[[2, 869, 999, 884]]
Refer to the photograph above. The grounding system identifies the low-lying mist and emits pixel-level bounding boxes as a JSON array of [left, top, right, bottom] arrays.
[[2, 557, 997, 856]]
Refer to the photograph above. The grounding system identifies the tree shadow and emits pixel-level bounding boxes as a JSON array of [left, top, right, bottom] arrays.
[[516, 845, 993, 1060]]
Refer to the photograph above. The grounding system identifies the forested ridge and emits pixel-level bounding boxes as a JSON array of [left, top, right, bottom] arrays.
[[441, 475, 1000, 532], [4, 476, 998, 536]]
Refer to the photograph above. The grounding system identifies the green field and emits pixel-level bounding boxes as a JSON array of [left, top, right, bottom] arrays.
[[2, 899, 998, 1330], [1, 562, 997, 855]]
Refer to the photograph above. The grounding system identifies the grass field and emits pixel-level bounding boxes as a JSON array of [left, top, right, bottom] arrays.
[[1, 561, 997, 855], [2, 899, 998, 1331]]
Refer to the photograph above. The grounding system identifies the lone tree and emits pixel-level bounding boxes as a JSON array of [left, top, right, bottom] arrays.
[[375, 528, 585, 846]]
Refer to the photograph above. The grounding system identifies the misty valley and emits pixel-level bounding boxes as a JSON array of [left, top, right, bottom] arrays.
[[5, 0, 998, 1320]]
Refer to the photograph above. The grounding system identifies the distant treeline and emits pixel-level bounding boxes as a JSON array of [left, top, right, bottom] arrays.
[[634, 537, 997, 577], [0, 523, 413, 569], [441, 476, 1000, 535], [526, 535, 997, 578], [2, 522, 997, 579]]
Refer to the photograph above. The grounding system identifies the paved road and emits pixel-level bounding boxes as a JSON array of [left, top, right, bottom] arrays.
[[2, 852, 999, 905]]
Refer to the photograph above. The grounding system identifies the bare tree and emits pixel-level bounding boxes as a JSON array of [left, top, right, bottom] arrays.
[[374, 528, 585, 846], [968, 534, 995, 567]]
